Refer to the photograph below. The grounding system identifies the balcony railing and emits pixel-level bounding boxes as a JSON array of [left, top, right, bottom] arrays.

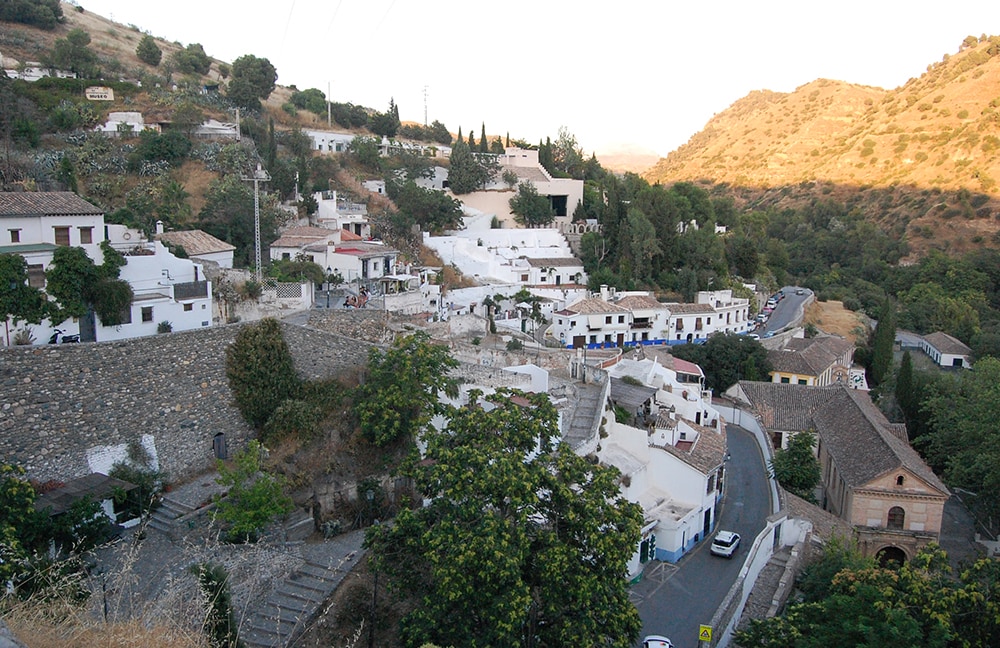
[[173, 280, 209, 299]]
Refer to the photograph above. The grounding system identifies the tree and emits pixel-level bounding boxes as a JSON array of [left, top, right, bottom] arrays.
[[869, 299, 896, 388], [171, 43, 211, 75], [479, 123, 488, 153], [225, 318, 301, 430], [369, 97, 400, 138], [427, 119, 451, 145], [366, 388, 643, 648], [197, 174, 282, 268], [0, 0, 63, 29], [895, 351, 918, 431], [387, 180, 464, 235], [135, 34, 162, 66], [348, 135, 381, 172], [191, 562, 243, 648], [290, 87, 327, 114], [621, 208, 661, 284], [226, 54, 277, 111], [769, 430, 821, 502], [44, 242, 134, 340], [447, 138, 498, 194], [0, 253, 49, 331], [672, 333, 772, 392], [509, 181, 555, 227], [47, 28, 98, 77], [354, 332, 458, 447], [212, 440, 293, 542]]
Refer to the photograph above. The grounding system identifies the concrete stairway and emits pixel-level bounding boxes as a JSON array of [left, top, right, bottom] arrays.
[[146, 494, 196, 538], [240, 531, 366, 648]]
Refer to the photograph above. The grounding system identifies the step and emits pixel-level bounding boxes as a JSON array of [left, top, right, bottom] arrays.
[[295, 562, 338, 582], [247, 615, 300, 638], [241, 626, 284, 648], [274, 581, 328, 603], [285, 572, 328, 593], [264, 594, 312, 614]]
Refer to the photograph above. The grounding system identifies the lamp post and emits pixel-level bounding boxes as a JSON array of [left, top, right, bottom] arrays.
[[325, 267, 332, 308], [367, 488, 377, 648], [240, 164, 271, 283]]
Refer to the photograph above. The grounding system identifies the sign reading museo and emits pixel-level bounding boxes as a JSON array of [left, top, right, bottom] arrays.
[[85, 86, 114, 101]]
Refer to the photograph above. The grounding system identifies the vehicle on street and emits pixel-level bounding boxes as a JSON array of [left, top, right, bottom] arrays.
[[642, 636, 674, 648], [796, 288, 805, 295], [710, 530, 741, 558], [748, 333, 760, 341]]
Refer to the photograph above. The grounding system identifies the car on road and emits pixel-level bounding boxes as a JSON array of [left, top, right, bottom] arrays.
[[642, 636, 674, 648], [710, 530, 741, 558], [796, 288, 805, 295], [748, 333, 760, 341]]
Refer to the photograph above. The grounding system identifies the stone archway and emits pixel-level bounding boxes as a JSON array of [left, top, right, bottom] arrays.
[[875, 545, 908, 567]]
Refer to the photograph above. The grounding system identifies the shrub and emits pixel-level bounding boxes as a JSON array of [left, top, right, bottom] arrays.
[[156, 321, 172, 333]]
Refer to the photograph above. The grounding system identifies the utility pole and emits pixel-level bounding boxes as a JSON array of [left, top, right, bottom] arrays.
[[423, 85, 428, 127], [241, 164, 270, 283], [327, 81, 332, 126]]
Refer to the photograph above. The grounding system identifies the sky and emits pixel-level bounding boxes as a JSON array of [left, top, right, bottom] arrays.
[[81, 0, 1000, 158]]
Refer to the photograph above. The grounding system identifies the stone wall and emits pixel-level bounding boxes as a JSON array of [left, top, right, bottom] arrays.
[[0, 321, 376, 484]]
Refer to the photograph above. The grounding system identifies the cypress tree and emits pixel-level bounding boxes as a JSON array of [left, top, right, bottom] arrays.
[[870, 300, 896, 387], [896, 351, 917, 435], [479, 123, 488, 153], [468, 130, 476, 149]]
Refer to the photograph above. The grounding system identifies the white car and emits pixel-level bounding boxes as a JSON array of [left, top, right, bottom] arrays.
[[710, 530, 741, 558], [642, 636, 674, 648]]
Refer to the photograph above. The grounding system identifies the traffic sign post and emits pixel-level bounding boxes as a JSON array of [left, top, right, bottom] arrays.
[[698, 624, 713, 645]]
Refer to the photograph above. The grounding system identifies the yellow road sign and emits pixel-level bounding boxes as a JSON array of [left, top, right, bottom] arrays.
[[699, 625, 713, 642]]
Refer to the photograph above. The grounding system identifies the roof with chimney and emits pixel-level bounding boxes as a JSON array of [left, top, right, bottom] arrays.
[[0, 191, 103, 217]]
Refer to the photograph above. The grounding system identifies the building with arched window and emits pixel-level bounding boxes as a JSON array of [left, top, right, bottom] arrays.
[[728, 381, 950, 561]]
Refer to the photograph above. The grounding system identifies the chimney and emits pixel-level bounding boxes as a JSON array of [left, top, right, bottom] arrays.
[[155, 220, 164, 235], [600, 284, 609, 301]]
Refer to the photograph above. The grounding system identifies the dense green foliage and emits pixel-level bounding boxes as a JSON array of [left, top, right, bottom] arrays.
[[354, 332, 458, 447], [0, 253, 49, 328], [509, 181, 555, 226], [369, 98, 400, 138], [671, 333, 771, 392], [227, 54, 277, 111], [191, 562, 244, 648], [366, 388, 643, 648], [869, 300, 896, 388], [386, 179, 464, 235], [171, 43, 211, 75], [212, 440, 293, 542], [47, 28, 99, 78], [446, 137, 498, 194], [735, 544, 1000, 648], [135, 34, 162, 67], [224, 318, 301, 430], [769, 430, 821, 502], [43, 242, 134, 336], [198, 174, 282, 268], [0, 0, 63, 29]]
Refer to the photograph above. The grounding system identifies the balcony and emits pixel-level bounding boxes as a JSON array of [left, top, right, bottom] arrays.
[[173, 280, 209, 299]]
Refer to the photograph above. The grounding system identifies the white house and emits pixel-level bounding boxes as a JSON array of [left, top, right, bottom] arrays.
[[93, 112, 159, 137], [303, 128, 355, 153], [0, 192, 212, 345], [600, 354, 727, 569], [918, 331, 972, 369], [552, 297, 631, 349], [312, 191, 371, 238]]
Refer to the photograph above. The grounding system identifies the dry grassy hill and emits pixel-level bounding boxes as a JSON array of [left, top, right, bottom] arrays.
[[645, 36, 1000, 258]]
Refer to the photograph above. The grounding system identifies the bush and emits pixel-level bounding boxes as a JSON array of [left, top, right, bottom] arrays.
[[506, 338, 523, 351], [156, 321, 172, 333], [842, 297, 862, 312]]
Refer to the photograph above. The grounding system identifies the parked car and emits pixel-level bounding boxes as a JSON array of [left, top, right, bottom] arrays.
[[642, 636, 674, 648], [748, 333, 760, 341], [795, 288, 805, 295], [710, 530, 741, 558]]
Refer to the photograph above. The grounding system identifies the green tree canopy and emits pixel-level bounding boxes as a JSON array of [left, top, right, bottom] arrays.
[[509, 181, 555, 227], [387, 179, 464, 235], [225, 318, 301, 430], [366, 388, 643, 648], [135, 34, 162, 66], [354, 332, 458, 447], [44, 242, 133, 338], [369, 97, 400, 138], [0, 253, 49, 328], [868, 299, 896, 388], [672, 333, 772, 392], [0, 0, 63, 29], [769, 429, 821, 502], [446, 138, 498, 194], [212, 440, 293, 542], [171, 43, 211, 75], [227, 54, 277, 111], [197, 174, 282, 268], [47, 28, 98, 77]]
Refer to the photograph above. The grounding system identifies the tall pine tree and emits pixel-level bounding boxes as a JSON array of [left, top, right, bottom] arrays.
[[479, 123, 488, 153]]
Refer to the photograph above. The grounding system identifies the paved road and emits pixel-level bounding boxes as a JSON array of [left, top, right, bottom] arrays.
[[633, 425, 771, 648], [760, 286, 810, 335]]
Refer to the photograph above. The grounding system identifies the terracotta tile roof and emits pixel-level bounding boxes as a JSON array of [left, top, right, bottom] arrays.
[[615, 295, 666, 310], [658, 421, 727, 474], [156, 229, 235, 255], [525, 257, 583, 267], [341, 229, 363, 241], [922, 331, 971, 356], [0, 191, 103, 217], [563, 297, 629, 315], [333, 242, 399, 258], [664, 302, 715, 314], [737, 381, 949, 495]]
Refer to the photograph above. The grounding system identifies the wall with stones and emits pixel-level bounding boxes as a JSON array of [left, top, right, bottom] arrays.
[[0, 321, 376, 484]]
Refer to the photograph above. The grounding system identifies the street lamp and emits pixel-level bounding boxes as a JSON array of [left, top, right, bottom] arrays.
[[325, 266, 332, 308]]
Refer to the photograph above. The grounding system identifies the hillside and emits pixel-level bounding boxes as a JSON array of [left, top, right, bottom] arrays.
[[645, 36, 1000, 257]]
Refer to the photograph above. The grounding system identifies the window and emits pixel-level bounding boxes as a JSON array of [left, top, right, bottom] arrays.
[[896, 475, 905, 486], [589, 335, 596, 344], [27, 264, 45, 289], [798, 379, 808, 385], [79, 226, 93, 244], [183, 303, 193, 312], [780, 377, 790, 384], [9, 229, 20, 243], [605, 316, 612, 324], [887, 506, 905, 530], [141, 306, 153, 323], [54, 226, 70, 246], [521, 274, 529, 282], [282, 252, 290, 261], [618, 315, 625, 324]]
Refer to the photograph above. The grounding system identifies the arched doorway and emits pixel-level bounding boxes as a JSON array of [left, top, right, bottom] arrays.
[[876, 545, 907, 567]]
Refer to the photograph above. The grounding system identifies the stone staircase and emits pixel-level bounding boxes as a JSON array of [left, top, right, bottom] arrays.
[[241, 532, 365, 648], [146, 494, 198, 539]]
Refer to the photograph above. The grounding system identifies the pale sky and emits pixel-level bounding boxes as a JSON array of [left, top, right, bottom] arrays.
[[81, 0, 1000, 157]]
